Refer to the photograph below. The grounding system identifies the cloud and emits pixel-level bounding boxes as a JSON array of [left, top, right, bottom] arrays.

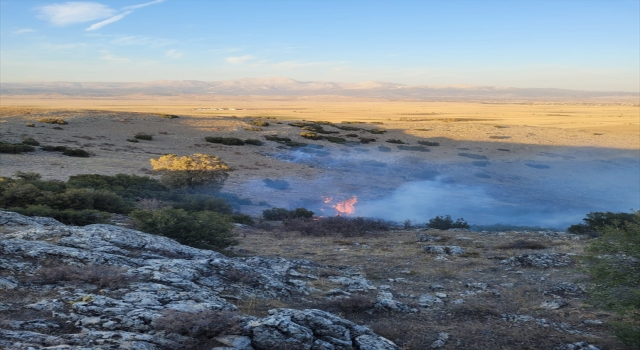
[[122, 0, 164, 11], [100, 50, 130, 62], [226, 55, 255, 64], [86, 10, 132, 31], [209, 47, 242, 54], [12, 28, 36, 34], [111, 35, 174, 47], [165, 49, 183, 59], [36, 2, 115, 26]]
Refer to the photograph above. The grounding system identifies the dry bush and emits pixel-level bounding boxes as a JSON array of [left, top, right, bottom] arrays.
[[283, 216, 391, 237], [136, 197, 170, 210], [225, 268, 262, 287], [31, 265, 137, 289], [150, 153, 230, 190], [496, 240, 548, 250], [154, 309, 242, 349], [37, 118, 67, 125], [323, 294, 375, 314]]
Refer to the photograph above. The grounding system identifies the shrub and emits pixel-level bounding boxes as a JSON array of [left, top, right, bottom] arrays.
[[243, 126, 262, 131], [26, 123, 35, 127], [262, 207, 314, 220], [386, 139, 405, 144], [264, 135, 307, 147], [323, 294, 375, 313], [63, 148, 90, 157], [52, 126, 64, 130], [131, 208, 237, 250], [0, 142, 35, 154], [41, 145, 69, 152], [367, 129, 387, 134], [582, 212, 640, 347], [21, 137, 40, 146], [173, 194, 233, 214], [568, 211, 637, 236], [359, 137, 376, 144], [134, 133, 153, 140], [283, 216, 391, 236], [150, 153, 230, 190], [154, 309, 241, 348], [67, 173, 169, 200], [244, 139, 263, 146], [126, 138, 139, 143], [11, 205, 110, 226], [232, 213, 255, 225], [14, 171, 41, 181], [32, 264, 136, 288], [158, 114, 179, 118], [249, 120, 269, 127], [204, 136, 245, 146], [417, 140, 440, 146], [324, 136, 346, 144], [38, 118, 67, 124], [300, 132, 322, 140], [427, 215, 469, 230], [345, 133, 358, 137]]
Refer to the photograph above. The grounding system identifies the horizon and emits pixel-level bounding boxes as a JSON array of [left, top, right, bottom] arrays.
[[1, 0, 639, 92]]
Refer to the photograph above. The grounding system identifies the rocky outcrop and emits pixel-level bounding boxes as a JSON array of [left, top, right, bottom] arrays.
[[0, 211, 399, 350], [500, 253, 573, 268]]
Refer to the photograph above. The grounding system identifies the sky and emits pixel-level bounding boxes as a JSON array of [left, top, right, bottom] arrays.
[[1, 0, 638, 91]]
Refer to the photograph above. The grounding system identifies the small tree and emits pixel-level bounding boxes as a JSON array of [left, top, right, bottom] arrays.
[[582, 211, 640, 347], [568, 211, 637, 236], [131, 208, 237, 251], [150, 153, 230, 191], [427, 215, 469, 230]]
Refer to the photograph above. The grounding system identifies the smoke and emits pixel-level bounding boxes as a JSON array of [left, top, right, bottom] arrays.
[[232, 144, 639, 229]]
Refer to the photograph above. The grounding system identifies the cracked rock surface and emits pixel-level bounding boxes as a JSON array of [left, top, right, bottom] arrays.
[[0, 211, 399, 350]]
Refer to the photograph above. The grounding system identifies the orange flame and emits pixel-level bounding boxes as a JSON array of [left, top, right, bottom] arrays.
[[333, 196, 358, 215]]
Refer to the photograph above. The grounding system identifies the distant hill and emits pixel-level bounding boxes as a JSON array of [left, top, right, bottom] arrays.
[[1, 78, 637, 102]]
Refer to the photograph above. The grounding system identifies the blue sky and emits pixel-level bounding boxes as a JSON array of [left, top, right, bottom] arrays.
[[1, 0, 638, 91]]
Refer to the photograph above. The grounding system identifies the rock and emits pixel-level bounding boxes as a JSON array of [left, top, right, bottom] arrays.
[[582, 320, 603, 326], [416, 234, 442, 242], [418, 295, 444, 308], [375, 291, 414, 312], [500, 253, 572, 268], [555, 342, 602, 350], [422, 245, 465, 255], [540, 300, 568, 310], [543, 282, 585, 297], [430, 332, 449, 348], [0, 211, 399, 350]]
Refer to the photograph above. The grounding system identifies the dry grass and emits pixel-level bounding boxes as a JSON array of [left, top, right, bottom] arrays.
[[234, 228, 632, 349]]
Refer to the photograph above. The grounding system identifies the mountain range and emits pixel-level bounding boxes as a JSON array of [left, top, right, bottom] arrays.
[[1, 77, 637, 101]]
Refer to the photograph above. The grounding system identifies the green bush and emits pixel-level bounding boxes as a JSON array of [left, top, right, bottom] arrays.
[[11, 205, 110, 226], [131, 208, 237, 250], [427, 215, 469, 230], [324, 136, 346, 144], [249, 120, 269, 127], [568, 211, 637, 236], [126, 138, 139, 143], [38, 118, 67, 125], [262, 207, 314, 221], [0, 142, 35, 154], [283, 216, 391, 236], [41, 145, 69, 152], [67, 174, 169, 200], [134, 133, 153, 140], [386, 139, 405, 144], [232, 213, 255, 225], [244, 139, 263, 146], [204, 137, 245, 145], [300, 132, 322, 140], [582, 212, 640, 347], [63, 148, 90, 157], [21, 138, 40, 146], [173, 194, 233, 214], [367, 129, 387, 134], [359, 137, 376, 144], [418, 141, 440, 146]]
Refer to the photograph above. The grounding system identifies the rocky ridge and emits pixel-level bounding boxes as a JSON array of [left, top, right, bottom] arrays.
[[0, 211, 400, 350]]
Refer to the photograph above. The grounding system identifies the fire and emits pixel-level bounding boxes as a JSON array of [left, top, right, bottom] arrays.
[[333, 196, 358, 215]]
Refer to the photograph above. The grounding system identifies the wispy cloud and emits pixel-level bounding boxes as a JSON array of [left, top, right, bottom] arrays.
[[36, 2, 115, 26], [35, 1, 164, 31], [100, 50, 130, 62], [165, 49, 183, 59], [209, 47, 242, 54], [226, 55, 255, 64], [11, 28, 36, 34], [111, 35, 174, 47], [86, 10, 132, 31], [122, 0, 164, 11]]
